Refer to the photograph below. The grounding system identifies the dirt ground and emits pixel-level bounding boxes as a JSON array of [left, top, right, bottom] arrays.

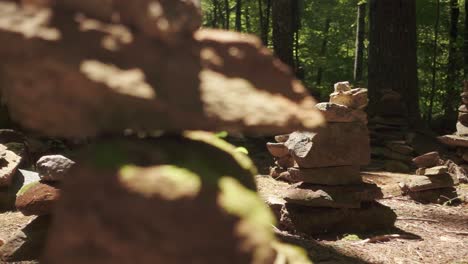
[[0, 172, 467, 264]]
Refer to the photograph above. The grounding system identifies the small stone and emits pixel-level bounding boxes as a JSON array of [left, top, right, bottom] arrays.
[[37, 155, 75, 182], [385, 141, 414, 155], [407, 187, 459, 204], [330, 88, 369, 110], [0, 144, 23, 187], [15, 182, 60, 216], [0, 216, 51, 262], [412, 152, 441, 168], [266, 143, 289, 158], [283, 166, 362, 185], [274, 134, 290, 143], [438, 135, 468, 148], [284, 188, 361, 209], [399, 174, 458, 192], [315, 103, 367, 124], [416, 166, 448, 176], [333, 81, 351, 93]]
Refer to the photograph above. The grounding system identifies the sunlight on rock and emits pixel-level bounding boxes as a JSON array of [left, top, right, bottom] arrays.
[[80, 60, 156, 99], [0, 2, 60, 41], [75, 13, 133, 51]]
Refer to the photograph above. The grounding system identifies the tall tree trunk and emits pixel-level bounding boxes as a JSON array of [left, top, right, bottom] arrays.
[[354, 2, 366, 84], [444, 0, 460, 125], [292, 0, 300, 73], [212, 0, 220, 27], [465, 0, 468, 78], [316, 18, 331, 86], [244, 3, 251, 32], [272, 0, 294, 68], [235, 0, 242, 31], [261, 0, 272, 46], [368, 0, 420, 124], [224, 0, 230, 29], [427, 0, 441, 123]]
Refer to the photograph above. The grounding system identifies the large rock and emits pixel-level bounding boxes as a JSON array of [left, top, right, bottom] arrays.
[[315, 103, 367, 124], [42, 132, 309, 264], [415, 166, 448, 176], [282, 166, 362, 185], [280, 202, 396, 235], [0, 216, 51, 262], [438, 135, 468, 148], [15, 182, 60, 216], [329, 88, 368, 110], [0, 2, 323, 137], [37, 155, 75, 182], [0, 144, 22, 187], [412, 152, 441, 168], [399, 174, 459, 192], [285, 123, 370, 168]]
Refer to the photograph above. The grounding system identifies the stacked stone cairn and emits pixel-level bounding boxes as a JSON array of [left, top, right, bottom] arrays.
[[368, 89, 416, 173], [0, 1, 326, 263], [399, 152, 460, 204], [262, 81, 396, 235], [438, 80, 468, 184]]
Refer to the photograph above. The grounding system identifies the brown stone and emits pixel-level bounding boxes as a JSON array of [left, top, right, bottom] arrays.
[[285, 123, 370, 168], [266, 143, 289, 158], [0, 216, 51, 262], [459, 112, 468, 126], [0, 144, 23, 187], [282, 166, 362, 185], [438, 135, 468, 148], [284, 189, 361, 209], [315, 102, 367, 124], [0, 3, 324, 138], [407, 187, 459, 204], [415, 166, 448, 176], [280, 202, 396, 235], [329, 88, 369, 110], [333, 81, 351, 93], [276, 155, 295, 168], [412, 152, 441, 168], [15, 182, 60, 216], [399, 174, 458, 192]]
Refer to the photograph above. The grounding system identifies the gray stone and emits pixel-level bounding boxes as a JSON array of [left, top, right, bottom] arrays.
[[412, 152, 441, 168], [266, 143, 289, 158], [0, 144, 23, 187], [329, 88, 369, 110], [0, 216, 51, 262], [399, 174, 458, 192], [333, 81, 351, 93], [284, 189, 361, 209], [274, 134, 290, 143], [37, 155, 75, 182], [315, 103, 367, 124], [282, 166, 362, 185], [285, 123, 370, 168], [456, 122, 468, 136]]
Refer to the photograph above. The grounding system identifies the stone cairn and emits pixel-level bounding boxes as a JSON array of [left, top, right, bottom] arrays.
[[0, 1, 325, 263], [399, 152, 460, 204], [438, 80, 468, 182], [368, 89, 416, 173], [260, 81, 396, 235]]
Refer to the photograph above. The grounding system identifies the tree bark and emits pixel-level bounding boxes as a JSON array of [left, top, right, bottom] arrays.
[[235, 0, 242, 31], [427, 0, 440, 123], [272, 0, 294, 68], [224, 0, 230, 29], [465, 0, 468, 78], [444, 0, 460, 124], [368, 0, 420, 124], [354, 2, 366, 84]]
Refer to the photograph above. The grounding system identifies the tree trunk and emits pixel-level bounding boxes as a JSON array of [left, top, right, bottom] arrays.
[[244, 3, 251, 32], [224, 0, 230, 29], [261, 0, 272, 46], [465, 0, 468, 78], [272, 0, 294, 68], [292, 0, 300, 74], [427, 0, 441, 123], [443, 0, 460, 125], [316, 18, 331, 86], [354, 2, 366, 84], [235, 0, 242, 31], [368, 0, 420, 124]]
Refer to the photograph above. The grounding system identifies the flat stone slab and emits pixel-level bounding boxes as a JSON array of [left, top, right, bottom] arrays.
[[407, 187, 459, 204], [285, 123, 370, 168], [315, 103, 367, 124], [412, 152, 441, 168], [280, 202, 396, 235], [329, 88, 369, 110], [399, 174, 458, 192], [438, 135, 468, 148], [415, 166, 448, 176], [281, 166, 362, 185]]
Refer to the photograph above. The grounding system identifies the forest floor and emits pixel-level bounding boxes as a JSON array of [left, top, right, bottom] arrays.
[[275, 171, 468, 264]]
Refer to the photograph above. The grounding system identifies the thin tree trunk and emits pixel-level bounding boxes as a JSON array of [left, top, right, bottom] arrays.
[[354, 2, 366, 84], [244, 4, 251, 32], [316, 18, 331, 86], [465, 0, 468, 78], [235, 0, 242, 31], [224, 0, 230, 29], [258, 0, 264, 41], [443, 0, 460, 124], [427, 0, 440, 123], [292, 0, 300, 72], [272, 0, 294, 68], [212, 0, 220, 27]]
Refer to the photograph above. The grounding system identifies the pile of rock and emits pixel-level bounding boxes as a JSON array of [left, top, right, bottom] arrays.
[[368, 89, 415, 173], [262, 82, 396, 235], [399, 152, 460, 204]]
